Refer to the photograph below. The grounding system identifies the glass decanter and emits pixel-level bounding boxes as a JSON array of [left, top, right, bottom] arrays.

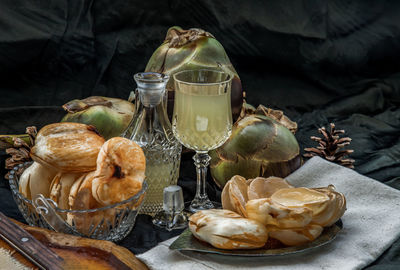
[[123, 72, 182, 216]]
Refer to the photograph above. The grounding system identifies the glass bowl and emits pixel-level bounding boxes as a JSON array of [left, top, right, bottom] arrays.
[[8, 162, 147, 242]]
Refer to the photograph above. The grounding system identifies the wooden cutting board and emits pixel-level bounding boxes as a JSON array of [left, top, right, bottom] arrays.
[[0, 219, 148, 270]]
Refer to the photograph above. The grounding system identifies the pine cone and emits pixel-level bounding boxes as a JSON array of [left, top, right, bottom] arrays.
[[4, 126, 37, 179], [304, 123, 355, 169]]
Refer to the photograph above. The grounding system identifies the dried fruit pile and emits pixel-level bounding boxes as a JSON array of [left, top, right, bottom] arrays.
[[220, 175, 346, 247], [14, 123, 146, 235]]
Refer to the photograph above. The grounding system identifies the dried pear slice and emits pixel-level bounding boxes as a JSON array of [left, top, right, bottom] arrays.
[[267, 224, 323, 246], [271, 187, 330, 216], [311, 185, 346, 226], [68, 172, 92, 209], [67, 172, 105, 235], [221, 181, 235, 212], [28, 162, 57, 199], [31, 123, 105, 173], [49, 172, 83, 218], [92, 137, 145, 206], [19, 166, 33, 200], [188, 209, 268, 250], [247, 176, 293, 200], [246, 198, 313, 228], [228, 175, 248, 217]]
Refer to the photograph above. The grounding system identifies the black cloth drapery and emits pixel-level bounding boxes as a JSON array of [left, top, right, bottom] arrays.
[[0, 1, 399, 268]]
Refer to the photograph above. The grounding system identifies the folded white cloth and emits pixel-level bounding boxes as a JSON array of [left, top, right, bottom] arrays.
[[137, 157, 400, 270]]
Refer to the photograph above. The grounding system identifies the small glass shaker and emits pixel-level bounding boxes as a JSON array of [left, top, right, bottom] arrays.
[[153, 185, 187, 231]]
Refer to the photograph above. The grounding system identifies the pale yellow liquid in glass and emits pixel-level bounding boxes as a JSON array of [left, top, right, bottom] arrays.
[[140, 145, 181, 216], [141, 160, 178, 215], [172, 89, 232, 151]]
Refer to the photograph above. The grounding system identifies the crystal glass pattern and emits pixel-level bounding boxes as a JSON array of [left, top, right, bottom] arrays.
[[123, 72, 182, 216], [172, 69, 232, 212], [8, 163, 147, 242]]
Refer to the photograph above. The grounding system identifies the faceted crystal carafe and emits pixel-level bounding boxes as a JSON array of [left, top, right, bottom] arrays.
[[123, 72, 182, 216]]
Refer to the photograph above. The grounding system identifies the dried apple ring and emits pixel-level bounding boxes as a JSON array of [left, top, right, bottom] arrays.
[[92, 137, 146, 206]]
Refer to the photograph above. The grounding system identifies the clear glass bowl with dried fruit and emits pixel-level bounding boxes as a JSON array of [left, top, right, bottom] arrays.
[[8, 162, 147, 242]]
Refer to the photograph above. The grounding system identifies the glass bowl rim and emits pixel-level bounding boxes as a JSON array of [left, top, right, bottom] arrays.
[[8, 162, 148, 214]]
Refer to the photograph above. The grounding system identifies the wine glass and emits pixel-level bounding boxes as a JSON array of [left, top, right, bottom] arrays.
[[172, 69, 233, 212]]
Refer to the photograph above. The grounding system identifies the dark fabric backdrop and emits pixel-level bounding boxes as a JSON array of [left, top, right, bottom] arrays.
[[0, 1, 399, 268]]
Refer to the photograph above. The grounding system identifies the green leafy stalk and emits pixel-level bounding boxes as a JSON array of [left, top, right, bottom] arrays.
[[0, 134, 31, 150]]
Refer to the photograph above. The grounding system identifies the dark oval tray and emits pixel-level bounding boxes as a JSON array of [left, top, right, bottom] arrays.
[[169, 220, 343, 257]]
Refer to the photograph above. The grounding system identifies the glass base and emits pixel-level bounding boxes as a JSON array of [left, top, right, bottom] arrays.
[[187, 200, 222, 213], [189, 199, 214, 213], [152, 210, 188, 231]]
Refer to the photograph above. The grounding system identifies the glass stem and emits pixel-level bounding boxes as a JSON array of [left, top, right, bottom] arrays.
[[190, 152, 214, 212]]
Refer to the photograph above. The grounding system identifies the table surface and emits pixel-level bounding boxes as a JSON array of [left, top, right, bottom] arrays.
[[1, 153, 400, 270], [0, 152, 217, 254]]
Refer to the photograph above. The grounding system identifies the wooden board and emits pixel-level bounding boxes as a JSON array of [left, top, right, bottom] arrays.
[[0, 211, 64, 269], [1, 219, 148, 270]]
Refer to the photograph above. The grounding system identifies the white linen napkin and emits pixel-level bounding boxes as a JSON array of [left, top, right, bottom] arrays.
[[137, 157, 400, 270], [0, 248, 30, 270]]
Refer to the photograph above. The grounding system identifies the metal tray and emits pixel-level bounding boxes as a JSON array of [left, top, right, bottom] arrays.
[[170, 220, 342, 257]]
